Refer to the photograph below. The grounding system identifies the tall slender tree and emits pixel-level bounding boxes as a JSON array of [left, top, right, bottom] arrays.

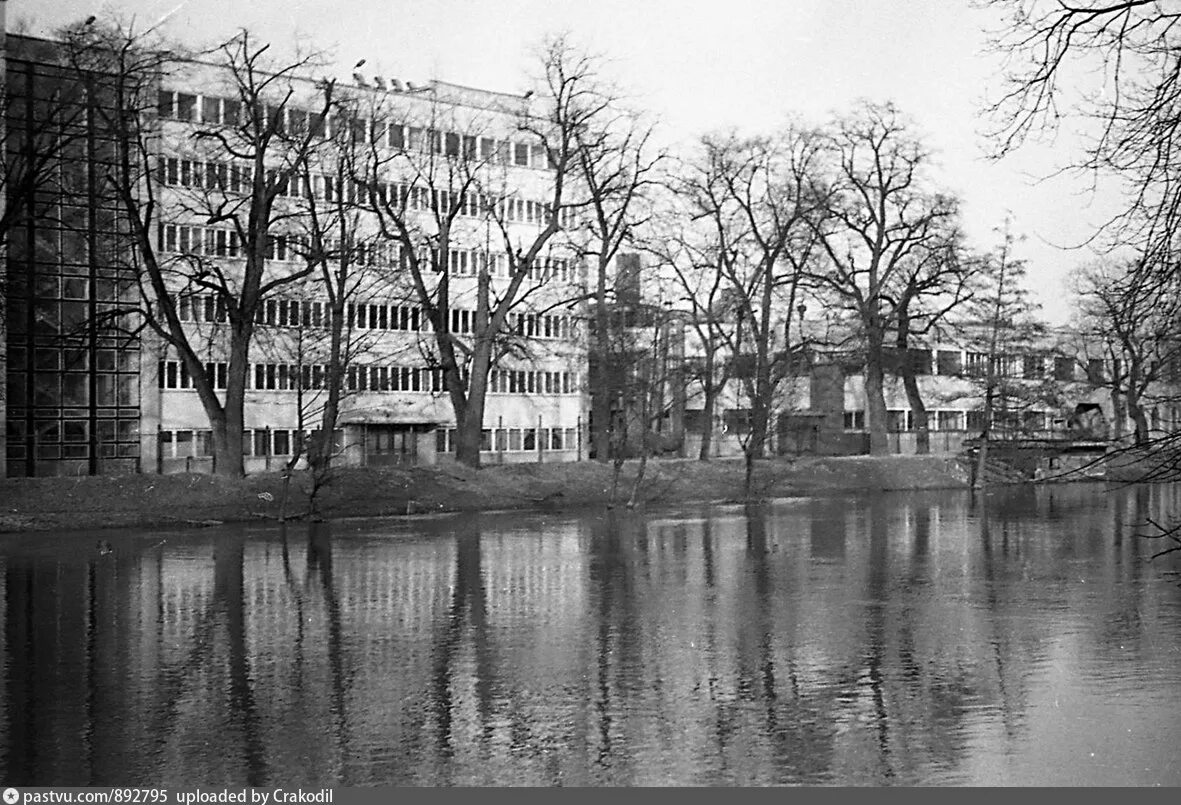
[[965, 223, 1043, 488]]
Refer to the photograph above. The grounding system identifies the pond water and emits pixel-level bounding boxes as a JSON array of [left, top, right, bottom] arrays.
[[2, 483, 1180, 786]]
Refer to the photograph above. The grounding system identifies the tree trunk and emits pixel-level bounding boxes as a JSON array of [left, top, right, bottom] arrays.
[[974, 383, 995, 491], [454, 395, 485, 468], [593, 256, 612, 462], [219, 332, 250, 478], [899, 366, 930, 455], [864, 329, 890, 456], [310, 288, 347, 490], [1126, 359, 1149, 445], [1126, 390, 1149, 445], [1109, 383, 1126, 441], [896, 314, 930, 455], [454, 346, 491, 469], [627, 452, 647, 509], [698, 384, 716, 461]]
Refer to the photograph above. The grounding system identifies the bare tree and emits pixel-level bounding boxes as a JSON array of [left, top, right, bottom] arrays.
[[1071, 255, 1181, 445], [646, 207, 735, 461], [888, 230, 974, 454], [810, 101, 961, 455], [362, 36, 633, 468], [289, 88, 417, 502], [983, 0, 1181, 281], [62, 22, 336, 477], [985, 1, 1181, 552], [964, 223, 1045, 488], [677, 127, 824, 491], [575, 98, 664, 463], [0, 34, 90, 247]]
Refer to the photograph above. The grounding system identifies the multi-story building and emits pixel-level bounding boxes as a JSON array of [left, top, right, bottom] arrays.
[[3, 25, 145, 479], [3, 20, 589, 477]]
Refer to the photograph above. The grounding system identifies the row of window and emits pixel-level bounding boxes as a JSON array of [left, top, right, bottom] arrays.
[[907, 348, 1123, 384], [158, 90, 552, 170], [20, 276, 132, 303], [841, 409, 1055, 433], [440, 308, 575, 339], [8, 371, 139, 409], [844, 406, 1180, 433], [155, 223, 578, 283], [7, 417, 140, 445], [158, 154, 579, 229], [435, 426, 579, 454], [155, 360, 435, 393], [487, 368, 578, 395], [158, 360, 581, 395], [156, 424, 580, 459], [169, 291, 577, 339], [444, 248, 576, 282], [159, 428, 320, 458], [156, 223, 244, 258]]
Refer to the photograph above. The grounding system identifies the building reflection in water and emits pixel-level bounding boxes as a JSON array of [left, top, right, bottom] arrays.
[[2, 484, 1180, 786]]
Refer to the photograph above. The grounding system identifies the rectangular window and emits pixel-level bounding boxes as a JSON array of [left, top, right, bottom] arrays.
[[843, 410, 865, 430], [388, 123, 405, 149], [176, 93, 197, 121], [910, 349, 932, 376], [1023, 355, 1045, 379], [175, 430, 194, 456], [937, 410, 964, 431], [202, 96, 221, 124], [196, 431, 214, 457], [514, 142, 530, 166], [158, 90, 176, 118], [936, 350, 962, 376], [1087, 358, 1106, 384], [886, 410, 911, 432]]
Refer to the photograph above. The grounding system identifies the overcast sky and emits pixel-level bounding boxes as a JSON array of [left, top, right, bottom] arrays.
[[7, 0, 1124, 324]]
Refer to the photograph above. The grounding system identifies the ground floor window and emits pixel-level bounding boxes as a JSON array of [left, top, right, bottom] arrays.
[[936, 410, 965, 431], [435, 425, 579, 454]]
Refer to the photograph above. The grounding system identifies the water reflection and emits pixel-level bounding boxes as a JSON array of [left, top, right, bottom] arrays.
[[2, 484, 1180, 786]]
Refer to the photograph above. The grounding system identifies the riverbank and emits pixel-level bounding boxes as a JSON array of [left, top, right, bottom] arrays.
[[0, 454, 973, 533]]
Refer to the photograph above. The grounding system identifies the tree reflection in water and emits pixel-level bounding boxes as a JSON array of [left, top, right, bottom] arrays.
[[1, 485, 1179, 786]]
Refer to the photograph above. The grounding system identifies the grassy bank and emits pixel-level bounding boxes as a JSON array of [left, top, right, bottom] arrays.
[[0, 454, 973, 534]]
